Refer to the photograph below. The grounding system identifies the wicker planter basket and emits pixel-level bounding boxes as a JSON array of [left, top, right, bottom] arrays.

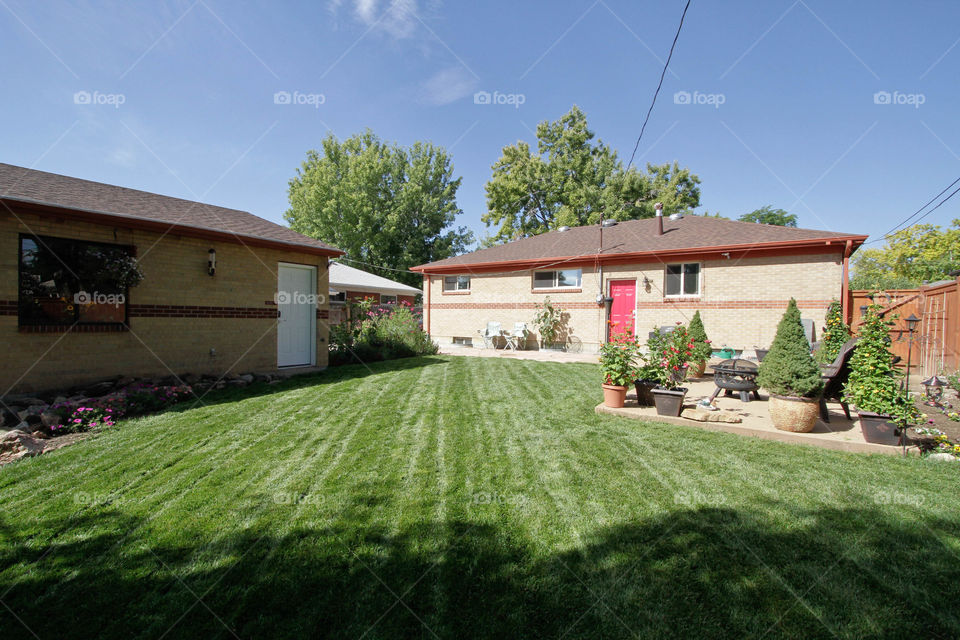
[[768, 394, 819, 432]]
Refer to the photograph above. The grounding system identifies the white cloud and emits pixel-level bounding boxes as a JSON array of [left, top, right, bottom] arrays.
[[330, 0, 422, 39], [418, 67, 477, 106]]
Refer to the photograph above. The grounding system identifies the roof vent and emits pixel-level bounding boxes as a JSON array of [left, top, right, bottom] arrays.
[[601, 219, 618, 228], [669, 212, 683, 221], [558, 225, 570, 232]]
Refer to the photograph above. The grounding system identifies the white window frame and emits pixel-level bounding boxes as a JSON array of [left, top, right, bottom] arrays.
[[380, 294, 398, 304], [664, 262, 701, 297], [443, 275, 471, 292], [532, 268, 582, 290]]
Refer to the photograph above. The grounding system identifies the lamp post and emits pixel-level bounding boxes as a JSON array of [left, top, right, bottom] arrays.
[[904, 313, 920, 394]]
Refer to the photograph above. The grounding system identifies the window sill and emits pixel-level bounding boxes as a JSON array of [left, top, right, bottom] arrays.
[[18, 323, 129, 333], [531, 288, 582, 294], [441, 290, 471, 295], [663, 295, 701, 301]]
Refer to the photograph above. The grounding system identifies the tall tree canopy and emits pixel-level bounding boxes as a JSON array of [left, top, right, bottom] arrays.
[[851, 220, 960, 290], [738, 205, 798, 227], [285, 130, 473, 287], [482, 106, 701, 243]]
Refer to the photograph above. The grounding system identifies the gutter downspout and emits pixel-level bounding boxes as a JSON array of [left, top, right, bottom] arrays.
[[841, 239, 853, 324], [424, 274, 431, 337]]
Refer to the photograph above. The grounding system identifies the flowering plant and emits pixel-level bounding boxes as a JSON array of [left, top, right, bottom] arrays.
[[599, 328, 640, 387], [815, 299, 851, 364], [643, 323, 693, 390]]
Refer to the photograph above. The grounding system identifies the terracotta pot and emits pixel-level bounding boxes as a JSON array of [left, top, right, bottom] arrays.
[[688, 360, 706, 379], [633, 379, 657, 407], [602, 383, 628, 408], [652, 387, 687, 417], [768, 394, 819, 432], [858, 412, 901, 445]]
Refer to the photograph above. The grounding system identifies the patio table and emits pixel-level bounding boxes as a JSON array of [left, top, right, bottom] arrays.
[[708, 358, 761, 403]]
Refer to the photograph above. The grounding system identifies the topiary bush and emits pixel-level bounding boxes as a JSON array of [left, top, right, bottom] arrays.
[[757, 299, 824, 398], [688, 310, 712, 364], [815, 299, 851, 364]]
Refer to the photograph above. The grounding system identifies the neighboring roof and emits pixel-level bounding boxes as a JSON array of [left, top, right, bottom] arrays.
[[328, 262, 421, 296], [413, 215, 867, 273], [0, 163, 342, 256]]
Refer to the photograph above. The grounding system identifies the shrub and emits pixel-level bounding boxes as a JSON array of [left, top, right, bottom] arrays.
[[599, 329, 639, 386], [532, 297, 564, 347], [330, 300, 437, 366], [815, 300, 850, 364], [757, 299, 823, 398], [842, 304, 921, 426], [687, 311, 712, 363]]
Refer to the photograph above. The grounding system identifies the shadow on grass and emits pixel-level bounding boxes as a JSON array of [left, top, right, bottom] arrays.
[[0, 502, 956, 639]]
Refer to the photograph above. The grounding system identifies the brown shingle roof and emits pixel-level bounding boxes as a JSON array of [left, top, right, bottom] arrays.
[[414, 215, 866, 272], [0, 163, 341, 255]]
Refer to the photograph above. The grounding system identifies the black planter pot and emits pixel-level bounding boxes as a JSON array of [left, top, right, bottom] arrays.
[[858, 412, 901, 445], [652, 387, 687, 417], [634, 379, 657, 406], [755, 349, 769, 362]]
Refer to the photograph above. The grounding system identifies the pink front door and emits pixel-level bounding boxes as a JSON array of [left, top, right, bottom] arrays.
[[608, 280, 636, 338]]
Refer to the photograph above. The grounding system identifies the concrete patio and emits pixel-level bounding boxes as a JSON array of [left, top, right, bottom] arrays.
[[596, 377, 903, 455]]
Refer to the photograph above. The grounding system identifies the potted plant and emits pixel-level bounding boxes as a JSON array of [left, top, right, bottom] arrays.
[[532, 297, 565, 351], [649, 323, 693, 416], [842, 304, 921, 444], [599, 328, 639, 408], [687, 311, 712, 378], [634, 330, 665, 407], [757, 299, 824, 432], [815, 299, 851, 364]]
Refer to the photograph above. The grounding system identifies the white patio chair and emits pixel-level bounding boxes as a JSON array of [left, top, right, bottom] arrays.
[[505, 322, 528, 351], [478, 322, 502, 349]]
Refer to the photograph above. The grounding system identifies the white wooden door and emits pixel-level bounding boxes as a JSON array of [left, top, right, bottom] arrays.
[[277, 264, 316, 367]]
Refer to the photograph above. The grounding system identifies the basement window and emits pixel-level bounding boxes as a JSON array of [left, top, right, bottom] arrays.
[[18, 234, 136, 327], [665, 263, 700, 297], [533, 269, 582, 289]]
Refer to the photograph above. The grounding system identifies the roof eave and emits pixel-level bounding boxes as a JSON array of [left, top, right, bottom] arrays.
[[0, 196, 344, 258]]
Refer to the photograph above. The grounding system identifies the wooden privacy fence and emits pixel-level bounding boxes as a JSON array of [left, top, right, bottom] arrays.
[[850, 277, 960, 378]]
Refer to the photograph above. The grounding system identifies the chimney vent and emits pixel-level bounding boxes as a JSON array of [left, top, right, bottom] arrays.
[[655, 202, 664, 236]]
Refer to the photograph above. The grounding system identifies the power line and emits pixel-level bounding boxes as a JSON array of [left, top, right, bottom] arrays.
[[625, 0, 692, 171], [868, 175, 960, 244]]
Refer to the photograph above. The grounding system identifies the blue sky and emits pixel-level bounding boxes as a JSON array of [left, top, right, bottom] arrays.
[[1, 0, 958, 249]]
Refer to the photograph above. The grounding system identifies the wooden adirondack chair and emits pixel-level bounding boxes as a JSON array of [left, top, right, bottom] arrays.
[[819, 338, 857, 422]]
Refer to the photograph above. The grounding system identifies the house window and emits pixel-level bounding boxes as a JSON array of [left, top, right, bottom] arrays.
[[380, 294, 398, 304], [533, 269, 582, 289], [330, 291, 346, 303], [443, 275, 470, 291], [18, 234, 136, 326], [664, 263, 700, 296]]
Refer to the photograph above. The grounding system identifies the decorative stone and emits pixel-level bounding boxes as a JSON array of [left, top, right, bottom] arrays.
[[0, 430, 45, 465], [41, 411, 62, 427], [83, 382, 115, 397], [681, 408, 743, 423], [926, 453, 958, 462], [239, 374, 254, 384]]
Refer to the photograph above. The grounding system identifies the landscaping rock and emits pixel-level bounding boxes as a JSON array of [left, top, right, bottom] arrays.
[[239, 374, 254, 384], [0, 408, 19, 427], [41, 411, 62, 428], [23, 414, 43, 427], [83, 382, 115, 397], [926, 453, 958, 462], [681, 408, 743, 423], [228, 379, 248, 388], [0, 430, 45, 464]]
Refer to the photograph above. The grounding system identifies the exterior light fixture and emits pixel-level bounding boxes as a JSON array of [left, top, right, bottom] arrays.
[[208, 248, 216, 276], [905, 314, 920, 333], [921, 375, 945, 406]]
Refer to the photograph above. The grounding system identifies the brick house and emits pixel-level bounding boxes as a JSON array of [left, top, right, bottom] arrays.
[[328, 262, 420, 325], [412, 214, 867, 354], [0, 163, 342, 393]]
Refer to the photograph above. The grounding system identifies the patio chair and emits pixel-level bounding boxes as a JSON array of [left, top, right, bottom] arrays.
[[478, 322, 502, 349], [505, 322, 528, 351], [819, 338, 857, 422]]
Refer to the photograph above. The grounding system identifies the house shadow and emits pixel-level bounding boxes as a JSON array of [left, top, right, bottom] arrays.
[[0, 501, 956, 639]]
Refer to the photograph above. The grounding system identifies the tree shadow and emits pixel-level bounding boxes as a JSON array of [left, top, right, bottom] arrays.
[[0, 501, 957, 639]]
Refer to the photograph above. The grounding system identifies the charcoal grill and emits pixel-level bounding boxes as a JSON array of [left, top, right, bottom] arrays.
[[708, 358, 761, 403]]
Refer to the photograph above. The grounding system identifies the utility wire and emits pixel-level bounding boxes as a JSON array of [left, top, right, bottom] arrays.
[[625, 0, 692, 171], [868, 175, 960, 244]]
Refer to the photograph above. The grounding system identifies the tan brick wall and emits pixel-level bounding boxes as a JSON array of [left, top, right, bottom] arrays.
[[423, 251, 843, 353], [1, 209, 331, 393]]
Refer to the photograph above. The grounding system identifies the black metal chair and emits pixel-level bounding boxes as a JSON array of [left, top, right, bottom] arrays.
[[819, 338, 857, 422]]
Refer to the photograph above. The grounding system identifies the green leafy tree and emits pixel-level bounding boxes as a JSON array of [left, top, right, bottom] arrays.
[[482, 106, 700, 243], [687, 310, 712, 363], [285, 130, 473, 287], [739, 205, 797, 227], [757, 299, 824, 398], [850, 220, 960, 290], [842, 305, 920, 426], [815, 300, 851, 364]]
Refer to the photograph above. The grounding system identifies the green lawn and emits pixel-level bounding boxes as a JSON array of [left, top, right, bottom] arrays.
[[1, 356, 958, 639]]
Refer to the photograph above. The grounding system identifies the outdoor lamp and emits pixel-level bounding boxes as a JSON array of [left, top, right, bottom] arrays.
[[905, 314, 920, 333], [208, 248, 216, 276], [603, 296, 614, 316], [596, 293, 604, 307]]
